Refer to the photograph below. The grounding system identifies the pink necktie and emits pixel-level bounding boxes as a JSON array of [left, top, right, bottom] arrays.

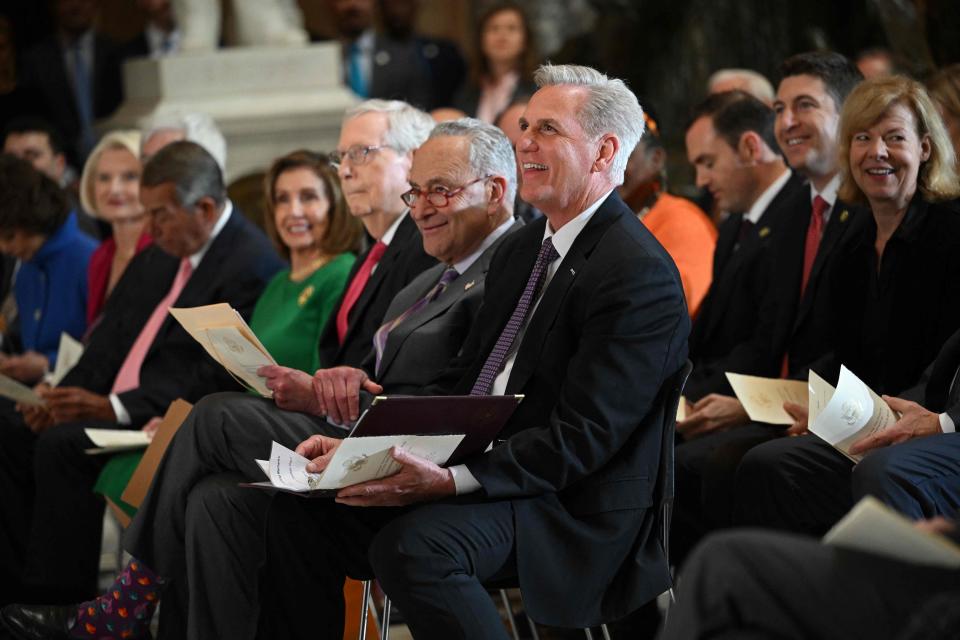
[[112, 259, 193, 394]]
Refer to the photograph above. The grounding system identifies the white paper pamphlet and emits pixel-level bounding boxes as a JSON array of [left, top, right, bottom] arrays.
[[725, 372, 808, 424], [0, 372, 45, 406], [809, 365, 899, 462], [824, 496, 960, 568], [47, 332, 84, 386], [170, 304, 277, 396], [251, 435, 465, 494], [807, 369, 835, 428], [84, 428, 151, 454]]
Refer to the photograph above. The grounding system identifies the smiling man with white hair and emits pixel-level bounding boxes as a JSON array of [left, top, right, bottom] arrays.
[[258, 63, 689, 639]]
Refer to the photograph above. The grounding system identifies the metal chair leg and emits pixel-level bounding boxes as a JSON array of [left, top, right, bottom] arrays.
[[599, 624, 612, 640], [584, 629, 594, 640], [524, 612, 540, 640], [380, 595, 391, 640], [498, 589, 521, 640], [358, 580, 371, 640]]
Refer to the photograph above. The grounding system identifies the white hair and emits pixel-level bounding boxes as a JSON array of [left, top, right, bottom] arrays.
[[533, 63, 644, 183], [429, 117, 517, 210], [708, 68, 776, 105], [140, 111, 227, 173], [345, 99, 434, 154]]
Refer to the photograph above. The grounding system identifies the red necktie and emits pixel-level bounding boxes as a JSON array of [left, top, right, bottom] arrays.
[[336, 241, 387, 344], [112, 259, 193, 393], [800, 196, 829, 298]]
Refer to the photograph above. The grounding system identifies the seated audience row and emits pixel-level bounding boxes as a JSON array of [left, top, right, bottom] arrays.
[[0, 66, 691, 640], [0, 49, 957, 640]]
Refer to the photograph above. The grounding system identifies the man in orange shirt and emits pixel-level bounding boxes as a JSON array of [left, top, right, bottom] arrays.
[[619, 111, 717, 319]]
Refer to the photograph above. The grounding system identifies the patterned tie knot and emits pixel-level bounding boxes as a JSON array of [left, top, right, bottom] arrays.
[[537, 236, 560, 269], [433, 266, 460, 297]]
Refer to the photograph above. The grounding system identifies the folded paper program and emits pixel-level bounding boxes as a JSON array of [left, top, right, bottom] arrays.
[[170, 303, 277, 396], [248, 436, 465, 496]]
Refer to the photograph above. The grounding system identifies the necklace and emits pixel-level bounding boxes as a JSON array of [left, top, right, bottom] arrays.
[[289, 254, 332, 282]]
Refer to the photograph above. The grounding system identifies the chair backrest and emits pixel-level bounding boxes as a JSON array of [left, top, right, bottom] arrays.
[[653, 359, 693, 567]]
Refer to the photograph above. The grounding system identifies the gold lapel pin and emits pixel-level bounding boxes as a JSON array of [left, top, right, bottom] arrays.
[[840, 209, 849, 223], [758, 227, 771, 238], [464, 280, 476, 291]]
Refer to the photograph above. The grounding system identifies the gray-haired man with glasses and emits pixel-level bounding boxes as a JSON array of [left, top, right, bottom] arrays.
[[307, 117, 522, 424]]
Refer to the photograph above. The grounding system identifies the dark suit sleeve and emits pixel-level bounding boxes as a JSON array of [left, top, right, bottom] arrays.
[[466, 251, 688, 497], [684, 253, 773, 399]]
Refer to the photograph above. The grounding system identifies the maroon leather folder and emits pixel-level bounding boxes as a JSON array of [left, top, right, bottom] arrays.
[[349, 394, 524, 465]]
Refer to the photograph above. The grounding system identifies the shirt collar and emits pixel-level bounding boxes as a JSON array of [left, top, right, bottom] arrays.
[[189, 199, 232, 269], [810, 173, 841, 224], [541, 188, 613, 260], [352, 29, 375, 52], [379, 210, 407, 246], [811, 173, 841, 207], [452, 216, 514, 275], [744, 169, 792, 225]]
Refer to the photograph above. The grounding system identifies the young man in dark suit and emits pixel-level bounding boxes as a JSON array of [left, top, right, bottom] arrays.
[[259, 63, 688, 639], [681, 90, 806, 403], [671, 53, 865, 554], [0, 141, 283, 605]]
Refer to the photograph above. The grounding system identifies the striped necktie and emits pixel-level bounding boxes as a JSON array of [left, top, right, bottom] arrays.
[[470, 238, 559, 395], [372, 266, 459, 375]]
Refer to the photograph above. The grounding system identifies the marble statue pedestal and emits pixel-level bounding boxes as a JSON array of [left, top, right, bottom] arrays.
[[101, 43, 355, 182]]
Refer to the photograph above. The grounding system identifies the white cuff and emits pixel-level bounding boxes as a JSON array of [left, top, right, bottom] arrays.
[[109, 393, 131, 425], [939, 412, 955, 434], [449, 464, 482, 495]]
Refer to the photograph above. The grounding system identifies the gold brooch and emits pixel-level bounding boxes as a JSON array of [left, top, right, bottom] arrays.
[[298, 284, 315, 307], [758, 227, 771, 238]]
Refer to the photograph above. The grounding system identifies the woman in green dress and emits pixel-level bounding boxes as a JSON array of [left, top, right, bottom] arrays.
[[96, 150, 362, 519]]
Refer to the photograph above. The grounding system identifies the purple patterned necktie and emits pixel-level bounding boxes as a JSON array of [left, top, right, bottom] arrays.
[[373, 266, 459, 375], [470, 237, 560, 395]]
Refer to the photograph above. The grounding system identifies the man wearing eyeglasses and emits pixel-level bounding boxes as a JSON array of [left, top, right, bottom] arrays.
[[0, 115, 527, 640], [260, 65, 689, 639], [301, 118, 522, 424], [318, 99, 439, 370]]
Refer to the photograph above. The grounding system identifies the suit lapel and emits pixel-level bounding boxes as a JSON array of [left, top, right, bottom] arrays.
[[505, 197, 622, 394], [795, 200, 855, 327], [375, 263, 445, 375], [712, 214, 741, 277], [379, 220, 522, 376]]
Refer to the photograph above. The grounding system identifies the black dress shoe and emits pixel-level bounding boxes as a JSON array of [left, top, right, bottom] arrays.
[[0, 604, 74, 640]]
